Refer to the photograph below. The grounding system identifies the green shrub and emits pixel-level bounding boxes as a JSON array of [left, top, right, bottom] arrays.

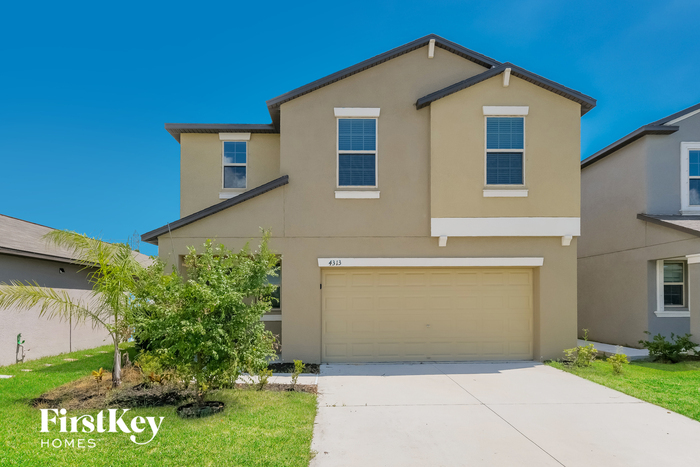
[[563, 329, 598, 367], [607, 353, 629, 374], [291, 360, 305, 388], [638, 332, 698, 363]]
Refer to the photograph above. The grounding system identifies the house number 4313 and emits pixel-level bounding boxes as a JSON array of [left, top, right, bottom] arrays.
[[328, 260, 342, 266]]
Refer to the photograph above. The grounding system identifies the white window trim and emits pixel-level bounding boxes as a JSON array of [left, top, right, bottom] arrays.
[[261, 313, 282, 322], [484, 116, 526, 188], [219, 192, 242, 199], [335, 191, 380, 199], [334, 108, 380, 117], [222, 141, 247, 190], [337, 117, 378, 189], [483, 106, 529, 116], [219, 132, 251, 141], [483, 189, 529, 197], [655, 259, 690, 317], [317, 257, 544, 268], [680, 142, 700, 214]]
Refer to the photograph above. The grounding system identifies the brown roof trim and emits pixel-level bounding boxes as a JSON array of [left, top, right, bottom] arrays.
[[265, 34, 501, 129], [164, 123, 278, 143], [141, 175, 289, 245], [637, 213, 700, 238], [581, 125, 679, 169], [416, 62, 596, 115]]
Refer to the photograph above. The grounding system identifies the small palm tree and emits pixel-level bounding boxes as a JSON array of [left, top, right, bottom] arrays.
[[0, 230, 143, 387]]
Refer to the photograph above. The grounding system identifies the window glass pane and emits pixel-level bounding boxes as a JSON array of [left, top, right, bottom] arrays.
[[486, 153, 523, 185], [486, 117, 524, 150], [690, 179, 700, 205], [690, 150, 700, 177], [339, 154, 376, 186], [339, 119, 376, 151], [664, 284, 683, 306], [223, 166, 246, 188], [266, 265, 281, 308], [664, 263, 684, 283], [223, 141, 247, 164]]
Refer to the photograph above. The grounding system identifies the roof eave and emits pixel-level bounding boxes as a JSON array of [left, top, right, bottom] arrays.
[[164, 123, 279, 143], [637, 213, 700, 238], [141, 175, 289, 245], [581, 125, 679, 169]]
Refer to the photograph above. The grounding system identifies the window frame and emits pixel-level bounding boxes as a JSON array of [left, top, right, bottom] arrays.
[[336, 117, 379, 189], [484, 116, 526, 187], [655, 259, 690, 317], [222, 141, 248, 190], [680, 142, 700, 214]]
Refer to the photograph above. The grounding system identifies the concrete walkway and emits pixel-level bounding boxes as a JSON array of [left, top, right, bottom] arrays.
[[578, 339, 649, 360], [310, 362, 700, 466]]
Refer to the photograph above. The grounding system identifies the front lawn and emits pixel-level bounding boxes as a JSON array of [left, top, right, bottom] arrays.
[[0, 345, 317, 467], [548, 359, 700, 421]]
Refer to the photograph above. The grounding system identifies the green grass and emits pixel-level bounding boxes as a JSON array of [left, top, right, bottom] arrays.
[[0, 345, 317, 467], [548, 359, 700, 421]]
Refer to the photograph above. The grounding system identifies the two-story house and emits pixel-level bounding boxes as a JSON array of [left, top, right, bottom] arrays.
[[142, 34, 596, 363], [579, 102, 700, 347]]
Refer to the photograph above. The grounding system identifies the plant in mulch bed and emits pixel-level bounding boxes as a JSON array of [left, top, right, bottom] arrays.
[[133, 233, 279, 418], [291, 360, 305, 389]]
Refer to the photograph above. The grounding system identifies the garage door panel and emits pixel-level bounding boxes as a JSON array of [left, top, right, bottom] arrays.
[[322, 268, 533, 362]]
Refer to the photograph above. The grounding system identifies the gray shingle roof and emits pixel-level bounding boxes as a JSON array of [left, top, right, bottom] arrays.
[[637, 213, 700, 237], [415, 62, 596, 115], [581, 102, 700, 169], [0, 214, 152, 266], [141, 175, 289, 245]]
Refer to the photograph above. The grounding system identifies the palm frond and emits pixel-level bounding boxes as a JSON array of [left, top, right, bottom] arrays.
[[43, 230, 120, 268], [0, 282, 112, 332]]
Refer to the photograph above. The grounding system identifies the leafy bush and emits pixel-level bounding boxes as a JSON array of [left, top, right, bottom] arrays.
[[291, 360, 305, 388], [133, 233, 279, 404], [607, 352, 629, 374], [563, 329, 598, 367], [254, 368, 272, 391], [638, 332, 698, 363]]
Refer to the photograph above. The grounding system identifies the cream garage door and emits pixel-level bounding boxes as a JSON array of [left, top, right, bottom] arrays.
[[321, 267, 533, 362]]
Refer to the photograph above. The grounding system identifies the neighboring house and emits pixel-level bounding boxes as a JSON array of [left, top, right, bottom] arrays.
[[579, 102, 700, 347], [0, 214, 150, 366], [142, 34, 595, 363]]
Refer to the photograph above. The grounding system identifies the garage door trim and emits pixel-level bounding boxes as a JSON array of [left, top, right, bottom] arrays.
[[317, 257, 544, 268]]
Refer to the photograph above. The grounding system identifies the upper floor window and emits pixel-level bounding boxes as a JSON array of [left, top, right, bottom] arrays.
[[223, 141, 247, 189], [486, 117, 524, 185], [337, 118, 377, 187]]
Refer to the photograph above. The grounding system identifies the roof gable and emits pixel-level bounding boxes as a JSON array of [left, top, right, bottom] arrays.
[[416, 62, 596, 115], [264, 34, 501, 129]]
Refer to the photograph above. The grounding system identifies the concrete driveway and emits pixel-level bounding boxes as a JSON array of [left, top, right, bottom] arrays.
[[310, 362, 700, 466]]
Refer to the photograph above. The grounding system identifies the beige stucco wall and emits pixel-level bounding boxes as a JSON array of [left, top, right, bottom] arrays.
[[180, 133, 280, 217], [161, 44, 584, 363], [0, 254, 110, 367], [430, 75, 581, 218]]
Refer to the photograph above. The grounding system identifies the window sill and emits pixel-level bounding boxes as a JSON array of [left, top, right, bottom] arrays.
[[261, 312, 282, 322], [483, 189, 528, 198], [654, 310, 690, 318], [681, 208, 700, 215], [219, 191, 245, 199], [335, 191, 380, 199]]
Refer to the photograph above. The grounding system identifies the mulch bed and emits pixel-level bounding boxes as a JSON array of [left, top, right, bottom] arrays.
[[268, 362, 320, 374]]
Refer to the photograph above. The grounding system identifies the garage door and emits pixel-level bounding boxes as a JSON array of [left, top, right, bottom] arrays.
[[321, 268, 533, 362]]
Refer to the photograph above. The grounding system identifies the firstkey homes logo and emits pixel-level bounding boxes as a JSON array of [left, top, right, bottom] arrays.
[[40, 408, 165, 448]]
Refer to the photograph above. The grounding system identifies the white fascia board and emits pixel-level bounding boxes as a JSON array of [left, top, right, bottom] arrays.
[[334, 108, 381, 118], [483, 189, 528, 197], [431, 217, 580, 237], [483, 106, 529, 116], [666, 108, 700, 126], [317, 257, 544, 268], [686, 253, 700, 264], [335, 191, 380, 199], [219, 133, 251, 141]]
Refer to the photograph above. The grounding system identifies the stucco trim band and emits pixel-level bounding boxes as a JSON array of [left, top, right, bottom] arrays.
[[317, 257, 544, 268], [431, 217, 580, 237], [334, 108, 381, 117], [482, 106, 529, 116], [334, 191, 380, 199], [219, 133, 251, 141]]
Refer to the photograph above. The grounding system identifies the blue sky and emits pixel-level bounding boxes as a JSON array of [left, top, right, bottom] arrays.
[[1, 0, 699, 256]]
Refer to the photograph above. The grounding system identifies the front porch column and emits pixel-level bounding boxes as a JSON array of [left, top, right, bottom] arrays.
[[687, 257, 700, 340]]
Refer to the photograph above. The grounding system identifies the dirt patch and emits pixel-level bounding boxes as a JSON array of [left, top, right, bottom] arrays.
[[268, 362, 320, 374]]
